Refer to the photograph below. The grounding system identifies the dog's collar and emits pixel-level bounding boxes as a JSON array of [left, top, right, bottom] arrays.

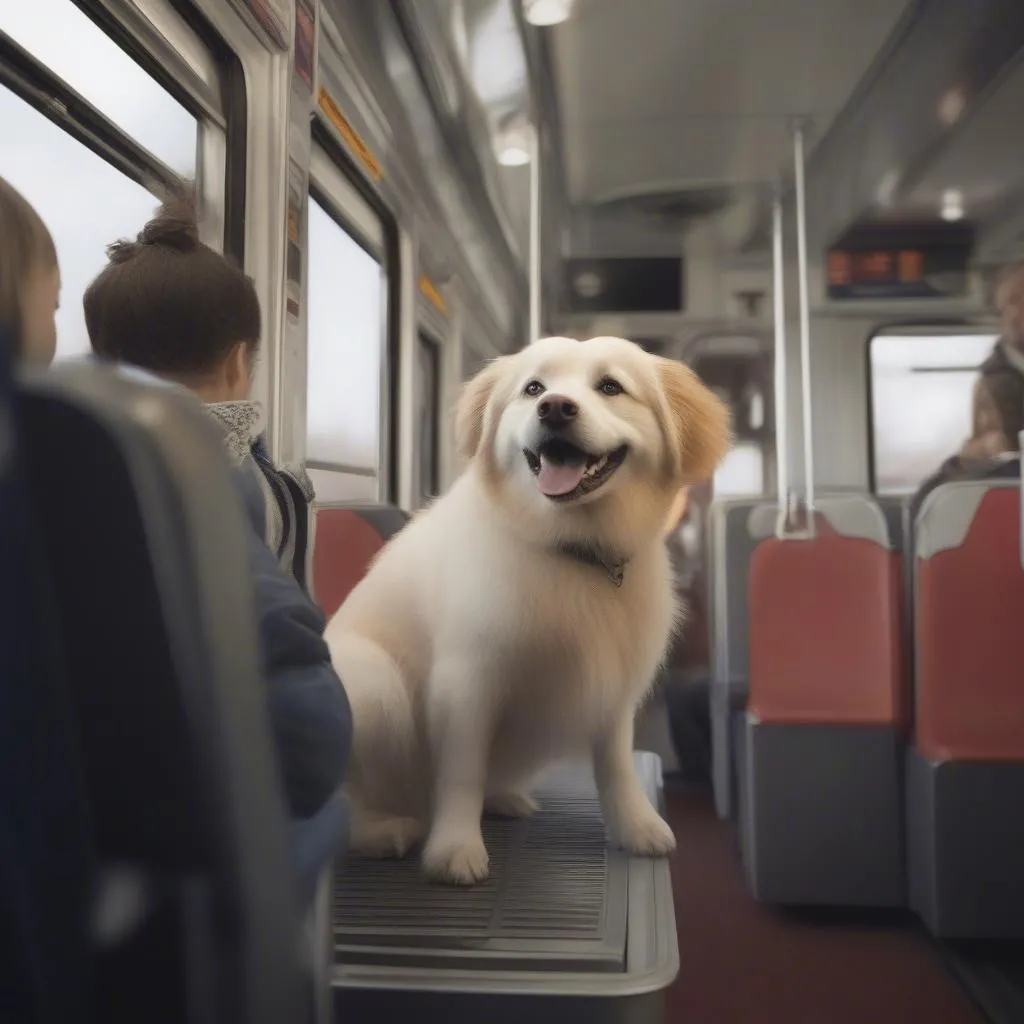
[[556, 540, 628, 587]]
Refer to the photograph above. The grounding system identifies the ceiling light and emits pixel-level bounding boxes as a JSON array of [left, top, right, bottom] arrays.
[[940, 188, 964, 221], [938, 88, 966, 126], [523, 0, 574, 27], [498, 144, 530, 166], [875, 169, 900, 206], [495, 119, 533, 166]]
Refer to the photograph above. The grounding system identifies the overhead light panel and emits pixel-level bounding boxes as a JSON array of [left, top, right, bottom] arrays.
[[495, 119, 533, 166], [524, 0, 574, 26], [940, 188, 964, 221]]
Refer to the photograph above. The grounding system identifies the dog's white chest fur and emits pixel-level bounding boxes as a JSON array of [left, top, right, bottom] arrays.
[[327, 473, 680, 884]]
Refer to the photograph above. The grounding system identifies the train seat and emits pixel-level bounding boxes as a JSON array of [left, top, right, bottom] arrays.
[[739, 493, 906, 907], [707, 498, 775, 819], [0, 334, 97, 1021], [312, 502, 408, 618], [907, 479, 1024, 938], [331, 751, 677, 1024], [14, 362, 311, 1022]]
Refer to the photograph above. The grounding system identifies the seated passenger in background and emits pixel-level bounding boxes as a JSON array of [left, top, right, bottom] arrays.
[[83, 202, 350, 821], [83, 199, 314, 592], [910, 369, 1023, 524], [910, 263, 1024, 523], [980, 261, 1024, 383], [0, 176, 59, 365]]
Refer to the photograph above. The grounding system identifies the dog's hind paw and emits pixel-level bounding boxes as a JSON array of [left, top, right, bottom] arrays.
[[422, 832, 490, 885], [484, 790, 539, 819], [608, 805, 676, 857]]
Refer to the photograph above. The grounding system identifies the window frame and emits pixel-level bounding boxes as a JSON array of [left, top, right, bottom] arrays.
[[416, 330, 442, 504], [865, 319, 998, 494], [0, 0, 246, 260], [309, 121, 402, 502]]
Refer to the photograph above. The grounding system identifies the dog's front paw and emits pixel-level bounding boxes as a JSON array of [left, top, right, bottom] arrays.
[[484, 790, 539, 819], [608, 804, 676, 857], [422, 831, 490, 885]]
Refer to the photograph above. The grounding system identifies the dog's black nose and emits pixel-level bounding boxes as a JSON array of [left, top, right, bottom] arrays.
[[537, 395, 579, 429]]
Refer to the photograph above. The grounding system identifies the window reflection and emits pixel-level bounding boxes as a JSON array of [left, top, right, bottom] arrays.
[[714, 442, 764, 497], [0, 85, 160, 360], [870, 333, 997, 493], [3, 0, 198, 176]]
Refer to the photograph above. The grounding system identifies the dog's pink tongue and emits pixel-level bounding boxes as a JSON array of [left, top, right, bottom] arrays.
[[537, 456, 586, 496]]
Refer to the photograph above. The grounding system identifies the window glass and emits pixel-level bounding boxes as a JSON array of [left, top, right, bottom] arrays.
[[416, 333, 440, 503], [713, 442, 764, 497], [1, 85, 160, 360], [870, 333, 997, 494], [306, 197, 385, 473], [308, 468, 378, 504], [3, 0, 198, 176]]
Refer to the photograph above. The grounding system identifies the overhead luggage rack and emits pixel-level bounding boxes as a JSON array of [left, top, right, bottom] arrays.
[[331, 752, 678, 1023]]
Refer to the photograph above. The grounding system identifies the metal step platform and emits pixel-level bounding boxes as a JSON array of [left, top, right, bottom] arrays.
[[331, 751, 679, 1023]]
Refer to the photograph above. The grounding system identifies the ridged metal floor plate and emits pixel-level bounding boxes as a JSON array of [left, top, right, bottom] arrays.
[[333, 762, 628, 973]]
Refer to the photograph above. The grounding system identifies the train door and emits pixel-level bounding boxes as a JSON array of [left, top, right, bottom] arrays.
[[672, 337, 773, 672], [305, 144, 391, 504], [0, 0, 238, 359], [689, 339, 774, 500]]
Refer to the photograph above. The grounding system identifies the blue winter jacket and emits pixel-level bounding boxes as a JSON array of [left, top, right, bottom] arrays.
[[233, 459, 351, 818]]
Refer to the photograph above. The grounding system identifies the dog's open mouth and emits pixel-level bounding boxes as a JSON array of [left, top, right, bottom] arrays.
[[523, 438, 628, 501]]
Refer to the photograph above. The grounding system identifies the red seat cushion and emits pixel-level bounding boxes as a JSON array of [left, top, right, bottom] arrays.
[[748, 519, 904, 727], [915, 488, 1024, 761], [312, 508, 386, 619]]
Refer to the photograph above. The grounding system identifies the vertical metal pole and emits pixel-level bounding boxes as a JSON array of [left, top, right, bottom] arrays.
[[528, 124, 542, 343], [793, 121, 815, 515], [771, 191, 788, 517]]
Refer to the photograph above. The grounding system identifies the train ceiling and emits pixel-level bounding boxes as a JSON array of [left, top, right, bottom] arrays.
[[539, 0, 1024, 259], [547, 0, 909, 204]]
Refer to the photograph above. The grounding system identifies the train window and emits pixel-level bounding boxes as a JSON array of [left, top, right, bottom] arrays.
[[416, 333, 441, 504], [869, 332, 997, 493], [1, 85, 160, 359], [2, 0, 199, 177], [305, 195, 386, 496], [713, 442, 764, 497]]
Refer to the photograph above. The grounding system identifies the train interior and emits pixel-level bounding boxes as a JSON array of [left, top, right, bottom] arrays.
[[3, 0, 1024, 1021]]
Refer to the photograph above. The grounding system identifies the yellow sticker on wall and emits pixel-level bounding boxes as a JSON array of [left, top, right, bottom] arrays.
[[318, 87, 382, 182], [418, 274, 447, 316]]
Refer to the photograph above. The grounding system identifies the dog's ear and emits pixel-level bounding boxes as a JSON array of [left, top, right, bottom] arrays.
[[454, 356, 511, 463], [656, 357, 733, 482]]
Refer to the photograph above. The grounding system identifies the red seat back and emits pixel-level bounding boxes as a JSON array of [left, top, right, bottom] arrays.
[[748, 496, 905, 727], [914, 482, 1024, 761], [312, 504, 407, 619]]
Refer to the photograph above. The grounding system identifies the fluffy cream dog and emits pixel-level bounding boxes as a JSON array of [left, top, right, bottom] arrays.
[[326, 335, 731, 885]]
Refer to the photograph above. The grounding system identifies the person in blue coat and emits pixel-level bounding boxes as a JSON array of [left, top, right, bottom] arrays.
[[234, 456, 352, 819], [82, 199, 351, 823]]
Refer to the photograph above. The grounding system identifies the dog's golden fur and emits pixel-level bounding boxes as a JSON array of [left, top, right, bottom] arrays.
[[326, 335, 731, 884]]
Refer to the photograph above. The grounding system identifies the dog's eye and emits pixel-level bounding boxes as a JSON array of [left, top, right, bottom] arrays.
[[597, 377, 624, 397], [523, 380, 545, 397]]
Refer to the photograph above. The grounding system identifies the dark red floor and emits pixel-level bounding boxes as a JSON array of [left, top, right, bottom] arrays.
[[663, 784, 986, 1023]]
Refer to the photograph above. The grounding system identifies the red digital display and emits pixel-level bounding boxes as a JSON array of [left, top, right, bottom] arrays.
[[828, 248, 926, 285]]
